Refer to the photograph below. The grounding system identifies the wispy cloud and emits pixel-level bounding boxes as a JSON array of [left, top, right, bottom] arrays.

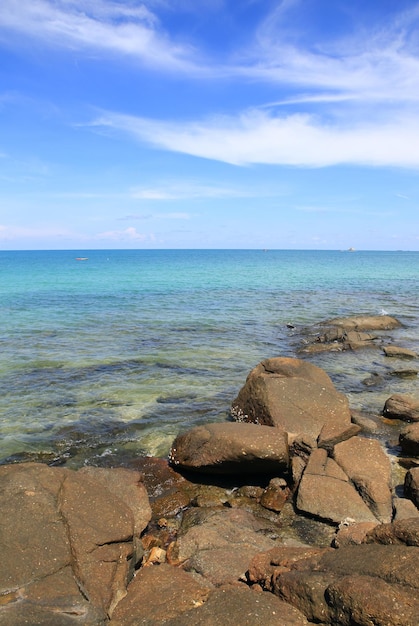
[[118, 212, 191, 220], [93, 108, 419, 168], [0, 0, 197, 71], [129, 182, 258, 200], [95, 226, 153, 242]]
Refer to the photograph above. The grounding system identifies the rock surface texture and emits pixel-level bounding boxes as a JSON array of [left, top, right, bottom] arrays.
[[2, 338, 419, 625]]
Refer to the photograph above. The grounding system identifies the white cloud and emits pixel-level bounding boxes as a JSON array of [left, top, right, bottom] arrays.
[[129, 183, 258, 200], [95, 226, 151, 241], [0, 0, 196, 71], [93, 108, 419, 168], [0, 224, 79, 240]]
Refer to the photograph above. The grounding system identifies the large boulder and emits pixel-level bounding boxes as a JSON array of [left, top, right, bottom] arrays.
[[296, 448, 378, 524], [169, 422, 289, 474], [0, 463, 151, 625], [231, 357, 353, 444], [383, 394, 419, 421], [332, 437, 393, 523]]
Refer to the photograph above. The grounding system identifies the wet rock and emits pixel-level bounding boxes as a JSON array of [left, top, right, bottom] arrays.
[[109, 563, 211, 625], [260, 477, 291, 512], [350, 409, 380, 433], [162, 585, 310, 626], [383, 393, 419, 421], [332, 437, 393, 523], [169, 422, 289, 475], [322, 314, 401, 331], [296, 448, 378, 524], [399, 422, 419, 456], [404, 467, 419, 507], [0, 462, 151, 625], [232, 357, 352, 443], [383, 345, 417, 359]]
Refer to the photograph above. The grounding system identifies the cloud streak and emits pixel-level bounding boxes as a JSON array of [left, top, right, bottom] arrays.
[[93, 108, 419, 168], [0, 0, 197, 71]]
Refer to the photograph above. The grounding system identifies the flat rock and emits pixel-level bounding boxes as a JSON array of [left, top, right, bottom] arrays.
[[332, 437, 393, 523], [383, 393, 419, 421], [399, 422, 419, 455], [232, 357, 352, 443], [162, 585, 310, 626], [296, 449, 378, 524], [109, 563, 211, 625], [168, 507, 283, 586], [322, 314, 401, 331], [169, 422, 289, 474], [0, 462, 151, 625], [383, 345, 417, 358]]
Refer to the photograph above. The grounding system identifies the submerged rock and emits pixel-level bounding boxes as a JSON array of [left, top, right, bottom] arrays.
[[383, 345, 417, 359], [321, 314, 401, 331]]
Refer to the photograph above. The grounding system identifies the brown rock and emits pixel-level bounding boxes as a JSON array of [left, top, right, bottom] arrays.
[[383, 393, 419, 421], [247, 546, 329, 589], [170, 507, 283, 585], [232, 357, 352, 442], [270, 544, 419, 623], [333, 521, 378, 547], [162, 585, 310, 626], [296, 448, 378, 524], [393, 497, 419, 520], [404, 467, 419, 507], [333, 437, 393, 523], [399, 422, 419, 456], [383, 345, 417, 358], [260, 477, 290, 512], [109, 563, 211, 625], [0, 462, 151, 624], [325, 574, 419, 626], [169, 422, 289, 474], [364, 517, 419, 546], [322, 314, 401, 331]]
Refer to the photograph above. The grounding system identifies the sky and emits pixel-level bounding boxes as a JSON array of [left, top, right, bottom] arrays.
[[1, 0, 419, 250]]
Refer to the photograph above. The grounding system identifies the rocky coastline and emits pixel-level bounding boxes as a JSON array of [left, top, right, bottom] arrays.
[[1, 314, 419, 625]]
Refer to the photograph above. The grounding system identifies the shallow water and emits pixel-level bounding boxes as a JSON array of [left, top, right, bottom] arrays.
[[1, 249, 418, 467]]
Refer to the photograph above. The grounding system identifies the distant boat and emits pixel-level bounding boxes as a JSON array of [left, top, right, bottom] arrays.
[[75, 257, 88, 261], [348, 247, 356, 252]]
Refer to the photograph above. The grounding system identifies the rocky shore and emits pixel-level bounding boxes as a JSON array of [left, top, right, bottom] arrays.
[[1, 315, 419, 625]]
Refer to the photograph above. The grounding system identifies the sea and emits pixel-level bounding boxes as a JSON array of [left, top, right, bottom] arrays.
[[1, 249, 418, 469]]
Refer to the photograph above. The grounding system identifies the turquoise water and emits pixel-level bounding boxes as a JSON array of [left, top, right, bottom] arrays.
[[1, 249, 419, 467]]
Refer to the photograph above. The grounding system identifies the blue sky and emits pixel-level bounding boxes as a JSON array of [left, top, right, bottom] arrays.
[[1, 0, 419, 250]]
